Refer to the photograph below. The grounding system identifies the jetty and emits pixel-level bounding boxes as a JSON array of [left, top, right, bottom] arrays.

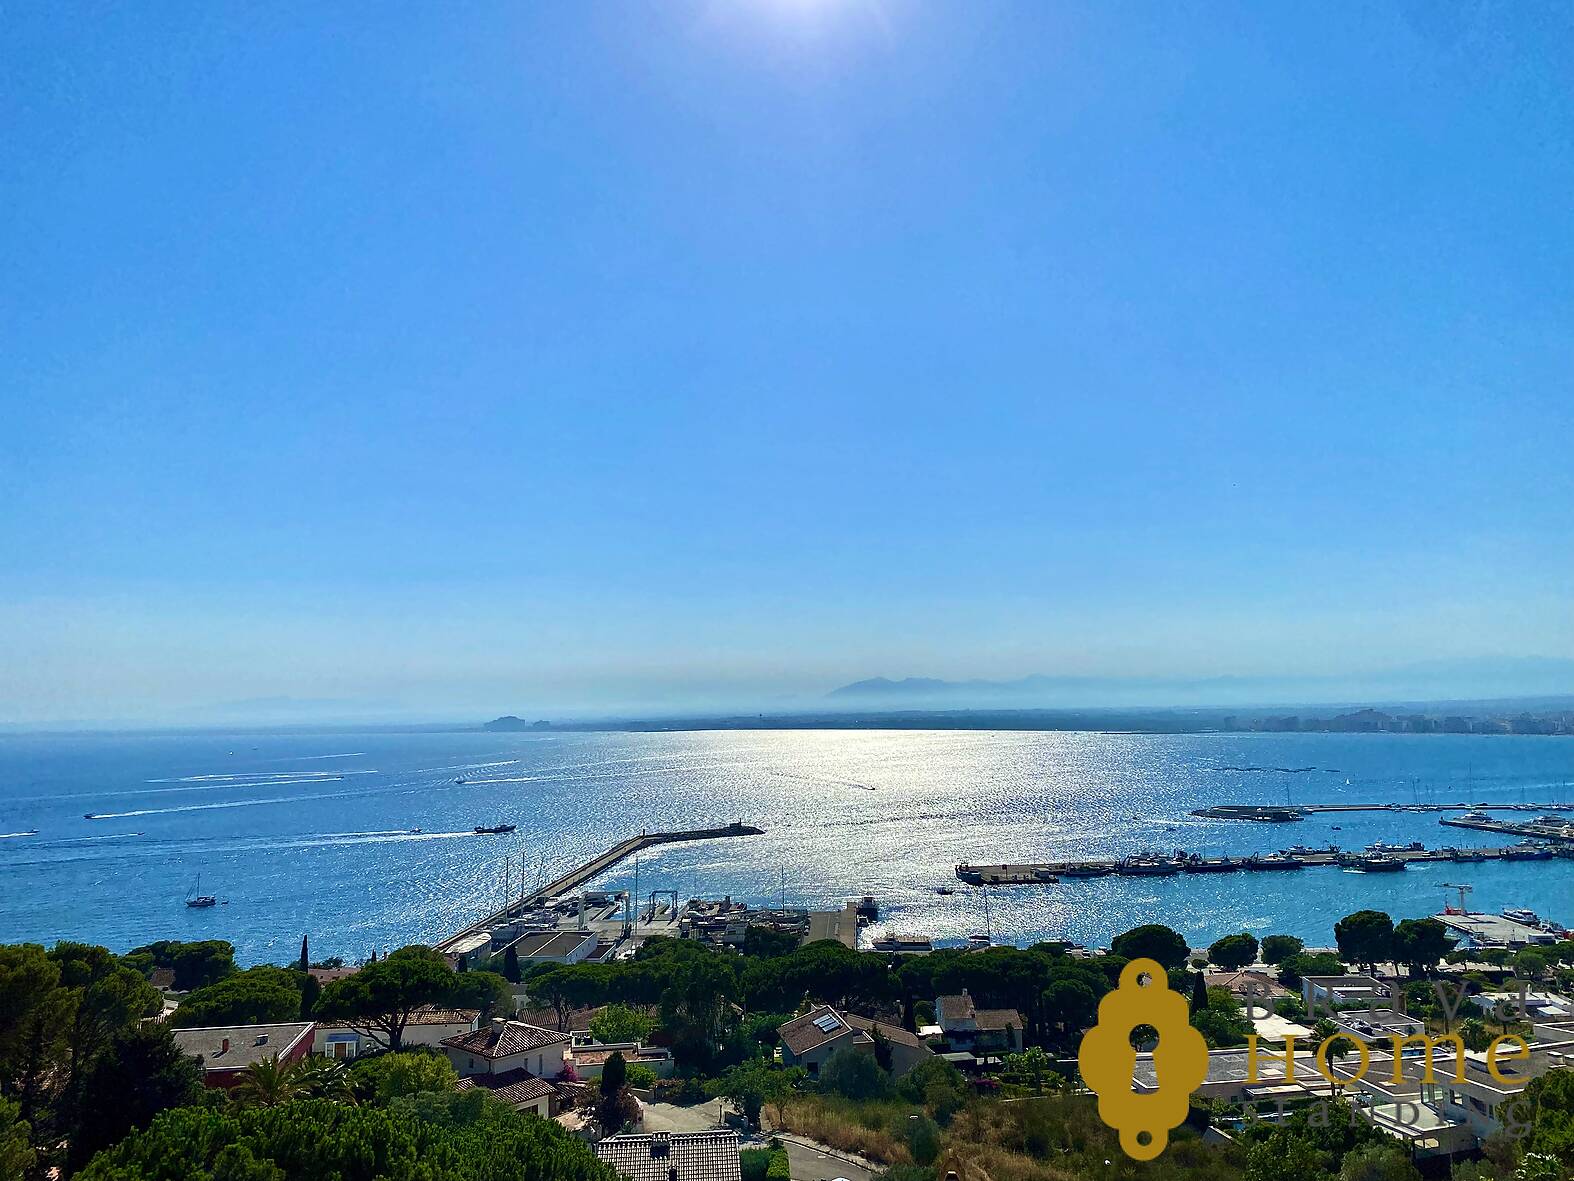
[[1194, 803, 1574, 821], [956, 841, 1570, 887], [435, 822, 762, 953], [1438, 816, 1574, 843]]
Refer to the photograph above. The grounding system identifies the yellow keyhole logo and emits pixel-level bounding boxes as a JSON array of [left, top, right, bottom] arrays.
[[1077, 958, 1209, 1160]]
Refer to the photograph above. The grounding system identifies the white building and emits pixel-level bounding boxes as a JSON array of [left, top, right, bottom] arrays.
[[313, 1006, 480, 1059], [439, 1018, 571, 1117]]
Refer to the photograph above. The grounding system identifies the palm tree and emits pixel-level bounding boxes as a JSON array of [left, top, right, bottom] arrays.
[[233, 1054, 309, 1107], [291, 1055, 354, 1103]]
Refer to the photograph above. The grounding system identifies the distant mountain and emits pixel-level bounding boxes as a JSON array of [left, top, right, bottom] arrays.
[[828, 657, 1574, 710]]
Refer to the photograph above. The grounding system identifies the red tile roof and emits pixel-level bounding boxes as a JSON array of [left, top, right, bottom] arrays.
[[454, 1068, 557, 1107], [596, 1131, 741, 1181], [442, 1019, 568, 1058]]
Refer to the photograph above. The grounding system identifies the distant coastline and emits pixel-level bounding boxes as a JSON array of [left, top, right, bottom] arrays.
[[484, 698, 1574, 737]]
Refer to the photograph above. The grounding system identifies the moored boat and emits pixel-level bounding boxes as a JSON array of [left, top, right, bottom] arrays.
[[1247, 853, 1304, 870]]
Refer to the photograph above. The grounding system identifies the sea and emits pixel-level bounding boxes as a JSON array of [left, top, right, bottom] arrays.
[[1, 728, 1571, 965]]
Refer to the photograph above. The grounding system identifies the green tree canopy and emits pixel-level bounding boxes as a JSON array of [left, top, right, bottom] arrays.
[[1277, 951, 1345, 988], [1518, 1066, 1574, 1169], [1336, 1142, 1421, 1181], [314, 946, 457, 1051], [1515, 948, 1551, 983], [126, 940, 237, 992], [588, 1003, 655, 1046], [1261, 935, 1304, 965], [350, 1051, 459, 1103], [448, 970, 513, 1019], [1208, 933, 1260, 971], [0, 1098, 35, 1180], [170, 966, 306, 1028], [1333, 911, 1394, 972], [67, 1021, 203, 1171], [1110, 925, 1190, 973], [708, 1060, 800, 1128], [1392, 918, 1453, 977], [75, 1097, 617, 1181]]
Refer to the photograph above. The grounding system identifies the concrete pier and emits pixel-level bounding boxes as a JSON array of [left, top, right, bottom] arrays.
[[956, 841, 1567, 887], [1193, 802, 1574, 821], [435, 821, 763, 953]]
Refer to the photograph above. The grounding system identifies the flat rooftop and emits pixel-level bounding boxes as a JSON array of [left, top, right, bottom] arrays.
[[512, 930, 595, 958], [172, 1023, 315, 1072]]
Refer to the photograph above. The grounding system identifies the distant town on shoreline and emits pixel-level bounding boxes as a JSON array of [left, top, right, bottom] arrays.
[[484, 697, 1574, 738]]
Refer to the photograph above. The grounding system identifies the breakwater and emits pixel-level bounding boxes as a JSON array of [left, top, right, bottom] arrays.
[[956, 841, 1569, 887], [1193, 802, 1574, 821], [435, 821, 763, 952]]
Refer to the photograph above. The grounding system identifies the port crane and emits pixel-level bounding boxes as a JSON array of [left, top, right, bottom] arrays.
[[1441, 882, 1474, 916]]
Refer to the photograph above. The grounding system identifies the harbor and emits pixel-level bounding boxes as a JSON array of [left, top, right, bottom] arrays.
[[435, 821, 762, 954], [956, 837, 1572, 887], [1193, 801, 1574, 821]]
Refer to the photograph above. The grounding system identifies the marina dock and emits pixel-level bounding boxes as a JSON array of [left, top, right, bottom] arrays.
[[1193, 802, 1574, 821], [956, 841, 1568, 887], [435, 821, 762, 953], [1434, 910, 1556, 947]]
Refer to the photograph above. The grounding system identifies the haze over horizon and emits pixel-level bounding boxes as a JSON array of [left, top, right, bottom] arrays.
[[3, 4, 1571, 725]]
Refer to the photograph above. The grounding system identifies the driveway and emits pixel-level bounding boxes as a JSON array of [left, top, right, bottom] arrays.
[[638, 1100, 730, 1134], [775, 1134, 876, 1181]]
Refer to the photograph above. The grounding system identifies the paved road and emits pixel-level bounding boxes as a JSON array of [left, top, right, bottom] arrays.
[[780, 1138, 875, 1181]]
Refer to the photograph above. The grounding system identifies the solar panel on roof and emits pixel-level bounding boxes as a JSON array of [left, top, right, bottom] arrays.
[[812, 1014, 841, 1033]]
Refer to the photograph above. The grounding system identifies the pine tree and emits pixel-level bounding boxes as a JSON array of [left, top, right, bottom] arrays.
[[1190, 970, 1208, 1015]]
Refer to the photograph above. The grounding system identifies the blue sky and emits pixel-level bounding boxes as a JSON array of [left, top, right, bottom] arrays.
[[2, 2, 1571, 721]]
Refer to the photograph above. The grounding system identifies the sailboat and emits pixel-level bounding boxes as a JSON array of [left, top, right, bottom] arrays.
[[186, 875, 217, 909]]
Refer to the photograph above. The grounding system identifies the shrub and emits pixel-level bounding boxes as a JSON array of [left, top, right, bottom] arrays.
[[351, 1050, 459, 1103], [740, 1148, 772, 1181], [819, 1047, 892, 1101]]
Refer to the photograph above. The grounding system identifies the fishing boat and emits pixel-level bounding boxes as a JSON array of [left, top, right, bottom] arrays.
[[1032, 868, 1061, 883], [934, 886, 954, 895], [1246, 853, 1304, 870], [1504, 843, 1554, 861], [1058, 864, 1113, 878], [473, 824, 517, 835], [1343, 853, 1406, 872], [1120, 855, 1180, 876], [1447, 847, 1487, 863], [1366, 840, 1423, 853], [1182, 856, 1239, 873], [185, 876, 217, 908]]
